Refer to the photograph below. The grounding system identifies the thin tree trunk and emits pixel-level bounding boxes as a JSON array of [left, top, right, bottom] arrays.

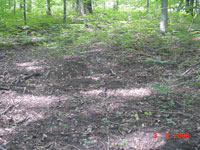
[[72, 2, 76, 11], [63, 0, 66, 22], [160, 0, 168, 32], [79, 0, 84, 15], [146, 0, 149, 13], [46, 0, 51, 15], [75, 0, 79, 14], [14, 0, 16, 15], [24, 0, 27, 25], [85, 0, 92, 13], [186, 0, 190, 13], [189, 0, 194, 16], [195, 0, 198, 8]]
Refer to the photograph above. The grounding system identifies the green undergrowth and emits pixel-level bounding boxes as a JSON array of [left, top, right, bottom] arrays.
[[0, 9, 199, 81], [0, 8, 199, 107]]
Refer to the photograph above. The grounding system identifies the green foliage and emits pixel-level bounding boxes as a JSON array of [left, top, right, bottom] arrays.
[[148, 82, 171, 94], [119, 139, 128, 146], [145, 56, 176, 65]]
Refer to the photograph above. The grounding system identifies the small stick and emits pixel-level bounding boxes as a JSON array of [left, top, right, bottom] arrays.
[[1, 104, 14, 115], [66, 144, 80, 150]]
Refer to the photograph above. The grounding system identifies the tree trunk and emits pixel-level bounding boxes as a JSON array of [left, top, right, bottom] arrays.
[[14, 0, 16, 15], [186, 0, 190, 13], [146, 0, 149, 13], [195, 0, 198, 8], [85, 0, 92, 13], [63, 0, 66, 22], [75, 0, 79, 14], [160, 0, 168, 32], [79, 0, 84, 15], [189, 0, 194, 16], [113, 0, 119, 11], [24, 0, 27, 25], [72, 2, 77, 11], [46, 0, 51, 15]]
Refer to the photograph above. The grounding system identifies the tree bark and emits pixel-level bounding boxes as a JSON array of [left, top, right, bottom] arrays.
[[85, 0, 92, 13], [79, 0, 85, 15], [63, 0, 66, 22], [160, 0, 168, 32], [24, 0, 27, 25], [75, 0, 79, 14], [189, 0, 194, 16], [46, 0, 51, 15], [146, 0, 149, 13], [186, 0, 190, 13], [14, 0, 16, 15]]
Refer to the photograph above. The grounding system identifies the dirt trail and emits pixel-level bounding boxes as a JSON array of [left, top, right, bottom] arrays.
[[0, 44, 199, 150]]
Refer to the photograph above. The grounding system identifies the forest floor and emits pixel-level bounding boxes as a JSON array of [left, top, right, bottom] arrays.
[[0, 29, 200, 150]]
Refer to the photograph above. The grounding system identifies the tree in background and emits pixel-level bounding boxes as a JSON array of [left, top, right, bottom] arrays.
[[14, 0, 16, 15], [160, 0, 168, 32], [74, 0, 92, 15], [46, 0, 51, 15], [63, 0, 67, 22], [84, 0, 92, 14], [23, 0, 27, 25], [185, 0, 194, 16], [147, 0, 150, 13]]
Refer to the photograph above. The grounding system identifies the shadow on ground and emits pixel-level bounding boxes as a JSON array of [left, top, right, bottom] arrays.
[[0, 44, 199, 150]]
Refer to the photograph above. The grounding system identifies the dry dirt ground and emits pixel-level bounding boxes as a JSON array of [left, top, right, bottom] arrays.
[[0, 43, 199, 150]]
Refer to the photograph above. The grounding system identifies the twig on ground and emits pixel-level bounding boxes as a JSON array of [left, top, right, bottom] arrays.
[[1, 104, 15, 115], [110, 69, 116, 76], [107, 126, 110, 150], [0, 86, 10, 90], [46, 70, 51, 79], [66, 144, 80, 150]]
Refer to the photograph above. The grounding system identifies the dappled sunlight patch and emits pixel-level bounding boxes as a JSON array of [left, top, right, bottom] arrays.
[[84, 74, 109, 81], [15, 95, 58, 107], [16, 61, 43, 71], [107, 88, 152, 97], [81, 89, 103, 96], [81, 87, 152, 98], [80, 46, 107, 53], [112, 131, 166, 150], [0, 92, 61, 141]]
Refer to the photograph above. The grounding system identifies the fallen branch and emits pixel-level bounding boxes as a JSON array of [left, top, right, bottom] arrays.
[[1, 104, 15, 115], [0, 86, 10, 90], [24, 72, 41, 80], [66, 144, 80, 150]]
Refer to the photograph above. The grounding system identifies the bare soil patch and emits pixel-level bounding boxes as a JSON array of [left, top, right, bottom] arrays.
[[0, 44, 199, 150]]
